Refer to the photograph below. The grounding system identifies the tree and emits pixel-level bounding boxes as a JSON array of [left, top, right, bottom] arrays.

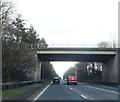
[[75, 62, 89, 81], [2, 13, 40, 82], [63, 62, 89, 81], [97, 41, 117, 48], [97, 41, 111, 48], [0, 0, 14, 38], [2, 0, 55, 82], [87, 62, 102, 81], [11, 15, 26, 43], [41, 62, 58, 79], [63, 61, 102, 82], [38, 38, 48, 48], [26, 25, 40, 47]]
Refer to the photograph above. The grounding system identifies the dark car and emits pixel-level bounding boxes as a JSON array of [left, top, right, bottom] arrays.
[[53, 77, 60, 84]]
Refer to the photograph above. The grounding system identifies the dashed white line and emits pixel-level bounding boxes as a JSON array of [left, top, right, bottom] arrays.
[[34, 82, 52, 101], [66, 85, 88, 99], [83, 85, 120, 94], [81, 95, 87, 99]]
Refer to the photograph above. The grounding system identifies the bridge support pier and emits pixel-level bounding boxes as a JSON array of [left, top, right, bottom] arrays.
[[34, 57, 41, 81], [102, 52, 118, 83]]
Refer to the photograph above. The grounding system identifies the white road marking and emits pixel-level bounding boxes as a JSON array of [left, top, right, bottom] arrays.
[[70, 87, 73, 90], [81, 95, 87, 99], [83, 85, 120, 94], [34, 82, 52, 100], [80, 82, 117, 89]]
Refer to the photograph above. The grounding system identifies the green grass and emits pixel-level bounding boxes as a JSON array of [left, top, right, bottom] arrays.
[[0, 90, 2, 101], [2, 82, 50, 100]]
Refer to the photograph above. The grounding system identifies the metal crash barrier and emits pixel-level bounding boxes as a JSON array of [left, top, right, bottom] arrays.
[[1, 80, 43, 90]]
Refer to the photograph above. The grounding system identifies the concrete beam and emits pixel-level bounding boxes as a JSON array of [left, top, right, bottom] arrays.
[[37, 50, 116, 55]]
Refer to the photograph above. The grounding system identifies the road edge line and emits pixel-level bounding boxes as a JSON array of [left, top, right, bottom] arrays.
[[34, 81, 52, 101], [81, 95, 87, 99]]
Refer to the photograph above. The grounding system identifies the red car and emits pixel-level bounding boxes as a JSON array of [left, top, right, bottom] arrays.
[[67, 76, 77, 85]]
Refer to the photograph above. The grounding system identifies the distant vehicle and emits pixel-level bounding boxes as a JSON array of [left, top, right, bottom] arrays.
[[67, 76, 77, 85], [64, 78, 67, 81], [53, 77, 60, 84]]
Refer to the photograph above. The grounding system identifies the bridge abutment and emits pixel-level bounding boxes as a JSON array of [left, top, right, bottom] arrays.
[[102, 51, 118, 83], [34, 57, 41, 81]]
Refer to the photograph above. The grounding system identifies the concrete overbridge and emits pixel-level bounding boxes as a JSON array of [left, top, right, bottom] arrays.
[[36, 48, 118, 83]]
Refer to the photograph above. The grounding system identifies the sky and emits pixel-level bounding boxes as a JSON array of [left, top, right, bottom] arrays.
[[12, 0, 119, 77]]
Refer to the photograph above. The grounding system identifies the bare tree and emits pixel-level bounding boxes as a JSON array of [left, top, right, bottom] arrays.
[[0, 0, 15, 39], [97, 41, 111, 48], [0, 0, 14, 24], [97, 41, 117, 48]]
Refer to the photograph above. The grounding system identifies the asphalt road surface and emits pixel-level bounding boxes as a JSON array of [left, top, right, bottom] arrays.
[[34, 79, 119, 101]]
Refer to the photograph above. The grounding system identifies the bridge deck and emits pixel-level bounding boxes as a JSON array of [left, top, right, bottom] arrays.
[[37, 48, 117, 61]]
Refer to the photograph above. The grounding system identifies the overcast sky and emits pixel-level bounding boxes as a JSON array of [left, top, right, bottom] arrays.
[[13, 0, 119, 77]]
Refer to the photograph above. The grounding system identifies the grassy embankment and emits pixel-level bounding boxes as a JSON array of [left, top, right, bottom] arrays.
[[2, 80, 51, 100]]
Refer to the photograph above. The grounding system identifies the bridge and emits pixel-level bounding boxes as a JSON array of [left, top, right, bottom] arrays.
[[36, 48, 118, 83]]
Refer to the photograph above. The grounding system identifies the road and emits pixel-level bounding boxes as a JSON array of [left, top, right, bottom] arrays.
[[34, 80, 119, 101]]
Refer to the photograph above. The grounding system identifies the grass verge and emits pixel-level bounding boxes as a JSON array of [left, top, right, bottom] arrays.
[[0, 90, 2, 101], [2, 80, 51, 100]]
